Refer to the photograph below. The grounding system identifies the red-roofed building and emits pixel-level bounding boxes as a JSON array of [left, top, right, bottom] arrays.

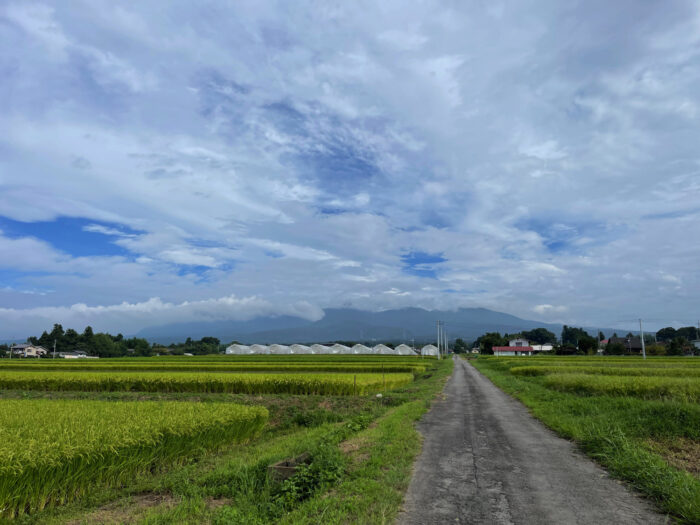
[[492, 346, 534, 356]]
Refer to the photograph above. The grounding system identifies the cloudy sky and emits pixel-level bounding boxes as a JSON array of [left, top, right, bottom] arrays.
[[1, 1, 699, 338]]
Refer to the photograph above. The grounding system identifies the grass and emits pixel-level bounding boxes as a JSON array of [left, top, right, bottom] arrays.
[[471, 356, 700, 523], [5, 358, 452, 523]]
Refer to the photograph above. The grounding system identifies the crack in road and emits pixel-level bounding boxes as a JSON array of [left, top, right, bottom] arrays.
[[397, 357, 671, 525]]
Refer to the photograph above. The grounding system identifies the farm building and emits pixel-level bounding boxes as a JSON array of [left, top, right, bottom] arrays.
[[395, 344, 416, 355], [249, 344, 270, 354], [10, 344, 48, 358], [225, 344, 251, 355], [372, 344, 395, 355], [421, 345, 438, 356], [331, 344, 351, 354], [310, 344, 330, 353], [493, 346, 533, 356], [352, 344, 372, 354], [269, 344, 291, 354], [290, 344, 313, 354]]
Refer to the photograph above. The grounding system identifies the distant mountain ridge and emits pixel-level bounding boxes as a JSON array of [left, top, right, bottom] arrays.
[[136, 307, 568, 345]]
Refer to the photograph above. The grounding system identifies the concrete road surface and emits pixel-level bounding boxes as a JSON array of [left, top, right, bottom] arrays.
[[398, 356, 670, 525]]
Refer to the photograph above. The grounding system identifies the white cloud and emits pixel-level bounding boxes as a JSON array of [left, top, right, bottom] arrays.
[[1, 1, 700, 335], [0, 295, 324, 335], [533, 304, 569, 315]]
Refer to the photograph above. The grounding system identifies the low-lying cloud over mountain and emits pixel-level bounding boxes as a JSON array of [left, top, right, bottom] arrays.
[[136, 307, 566, 345]]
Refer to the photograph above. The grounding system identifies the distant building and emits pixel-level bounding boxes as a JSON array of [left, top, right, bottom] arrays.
[[609, 336, 643, 353], [531, 344, 554, 352], [493, 345, 533, 356], [692, 340, 700, 350], [509, 338, 530, 347], [10, 344, 48, 358], [59, 350, 89, 359]]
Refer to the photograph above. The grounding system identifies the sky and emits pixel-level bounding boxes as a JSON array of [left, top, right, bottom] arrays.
[[1, 1, 699, 338]]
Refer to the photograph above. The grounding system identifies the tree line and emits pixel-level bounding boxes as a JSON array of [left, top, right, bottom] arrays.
[[453, 325, 699, 356], [0, 324, 225, 358]]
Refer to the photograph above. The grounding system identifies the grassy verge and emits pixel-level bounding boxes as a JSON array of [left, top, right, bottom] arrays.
[[13, 359, 452, 524], [471, 357, 700, 523]]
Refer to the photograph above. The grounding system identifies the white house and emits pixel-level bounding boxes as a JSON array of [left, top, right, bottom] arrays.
[[509, 338, 530, 347], [493, 345, 534, 356], [10, 344, 48, 358]]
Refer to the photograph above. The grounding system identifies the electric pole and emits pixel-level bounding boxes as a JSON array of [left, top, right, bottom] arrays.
[[53, 339, 56, 359], [639, 319, 646, 359]]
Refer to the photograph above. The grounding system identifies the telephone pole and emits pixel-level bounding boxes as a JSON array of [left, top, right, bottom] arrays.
[[639, 319, 646, 359]]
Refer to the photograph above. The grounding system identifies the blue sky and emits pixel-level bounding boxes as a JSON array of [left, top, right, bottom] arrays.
[[1, 1, 700, 337]]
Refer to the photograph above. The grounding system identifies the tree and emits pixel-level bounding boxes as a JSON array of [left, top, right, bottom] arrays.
[[561, 326, 596, 352], [598, 331, 605, 341], [453, 338, 469, 354], [667, 337, 686, 356], [676, 326, 698, 341], [476, 332, 505, 355], [656, 327, 677, 342], [92, 333, 118, 357], [646, 344, 666, 356], [521, 328, 557, 345], [605, 342, 625, 355]]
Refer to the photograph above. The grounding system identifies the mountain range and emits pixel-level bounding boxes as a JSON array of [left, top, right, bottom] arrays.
[[136, 307, 572, 345]]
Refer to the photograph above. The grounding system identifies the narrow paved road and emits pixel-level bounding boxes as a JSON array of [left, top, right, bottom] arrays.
[[398, 357, 669, 525]]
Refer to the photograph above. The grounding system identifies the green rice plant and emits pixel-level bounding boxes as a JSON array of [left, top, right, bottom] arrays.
[[511, 366, 700, 378], [542, 373, 700, 402], [0, 371, 413, 395], [0, 362, 426, 374], [0, 399, 267, 518]]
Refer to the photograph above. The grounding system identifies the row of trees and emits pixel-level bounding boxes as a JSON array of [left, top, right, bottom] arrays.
[[467, 324, 699, 356], [1, 325, 226, 358]]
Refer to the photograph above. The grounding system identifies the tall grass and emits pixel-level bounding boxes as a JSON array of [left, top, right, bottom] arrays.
[[0, 399, 267, 518]]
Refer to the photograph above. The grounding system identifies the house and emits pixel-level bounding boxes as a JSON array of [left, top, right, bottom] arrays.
[[493, 345, 534, 356], [59, 350, 89, 359], [530, 344, 554, 352], [10, 344, 48, 358], [509, 338, 530, 347], [609, 336, 643, 354]]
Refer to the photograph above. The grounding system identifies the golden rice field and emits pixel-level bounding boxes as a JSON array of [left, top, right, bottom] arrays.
[[0, 354, 428, 520], [0, 370, 413, 395], [0, 399, 267, 518]]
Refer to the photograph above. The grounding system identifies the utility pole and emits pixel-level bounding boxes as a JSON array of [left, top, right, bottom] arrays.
[[53, 339, 56, 359], [639, 319, 646, 359], [436, 321, 442, 360]]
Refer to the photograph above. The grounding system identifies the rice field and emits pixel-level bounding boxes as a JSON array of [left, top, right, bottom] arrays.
[[0, 399, 267, 518], [0, 353, 433, 520], [0, 370, 413, 395]]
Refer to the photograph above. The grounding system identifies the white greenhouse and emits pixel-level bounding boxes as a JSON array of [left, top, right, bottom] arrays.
[[310, 344, 331, 354], [395, 344, 416, 355], [249, 344, 270, 354], [373, 344, 397, 355], [330, 343, 351, 354], [225, 344, 251, 355], [421, 344, 439, 356], [268, 344, 291, 354], [351, 344, 372, 354], [290, 344, 313, 354]]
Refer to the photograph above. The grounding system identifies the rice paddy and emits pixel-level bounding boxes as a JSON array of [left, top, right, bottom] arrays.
[[0, 353, 444, 522]]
